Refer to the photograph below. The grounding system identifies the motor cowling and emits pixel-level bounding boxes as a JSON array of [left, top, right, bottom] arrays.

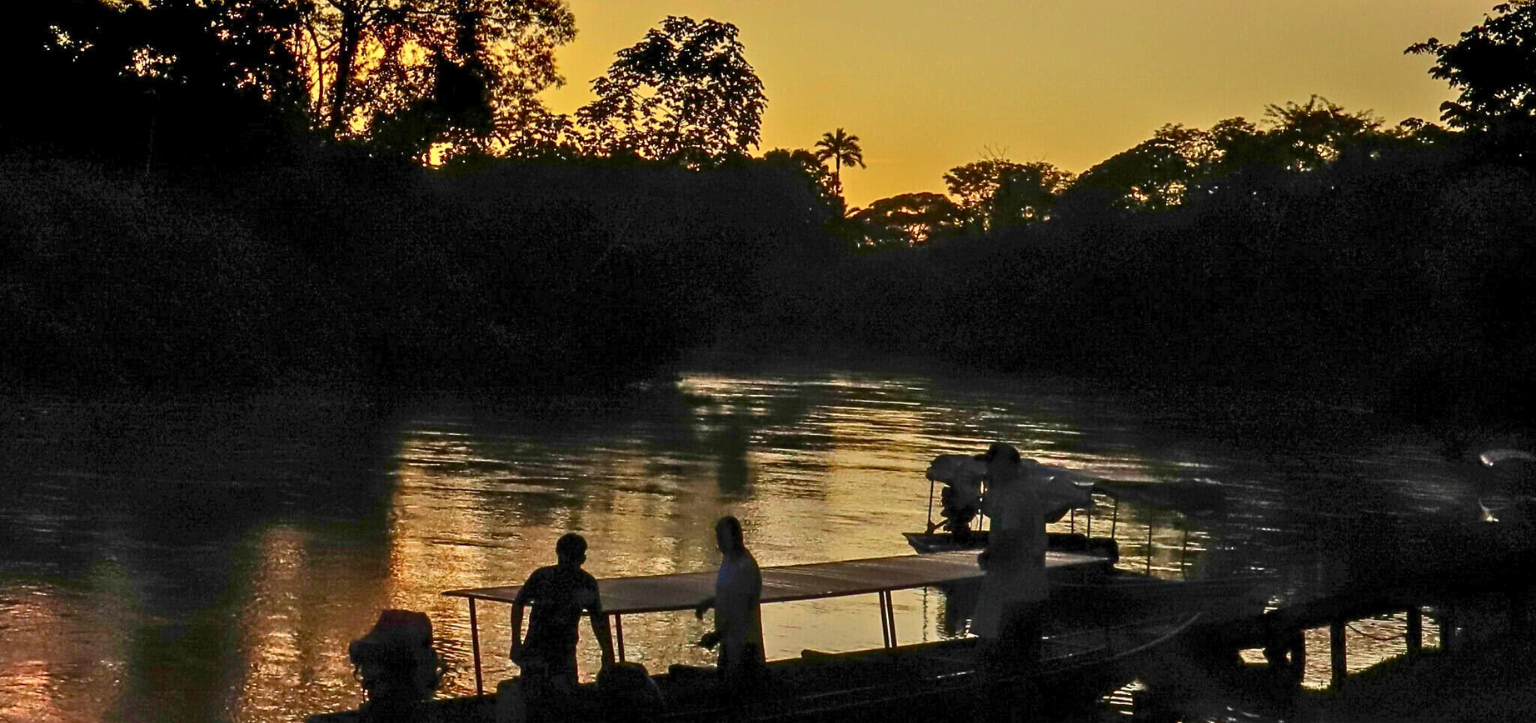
[[348, 610, 442, 721]]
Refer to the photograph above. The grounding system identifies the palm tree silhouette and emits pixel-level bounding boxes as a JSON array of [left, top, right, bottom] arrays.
[[814, 128, 866, 195]]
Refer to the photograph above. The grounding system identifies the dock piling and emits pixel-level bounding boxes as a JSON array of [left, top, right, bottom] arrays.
[[1406, 607, 1422, 655], [1145, 522, 1154, 575], [1330, 620, 1346, 689]]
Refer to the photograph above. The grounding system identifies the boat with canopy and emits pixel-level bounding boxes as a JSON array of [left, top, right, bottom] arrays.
[[905, 453, 1117, 556], [442, 549, 1114, 697], [309, 548, 1212, 722]]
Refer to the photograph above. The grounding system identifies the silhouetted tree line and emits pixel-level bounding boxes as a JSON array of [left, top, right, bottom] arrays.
[[6, 0, 1536, 429], [2, 1, 838, 391], [0, 145, 838, 391], [789, 3, 1536, 424]]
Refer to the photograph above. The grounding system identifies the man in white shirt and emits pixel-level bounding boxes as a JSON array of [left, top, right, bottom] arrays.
[[694, 515, 765, 687], [971, 443, 1047, 721]]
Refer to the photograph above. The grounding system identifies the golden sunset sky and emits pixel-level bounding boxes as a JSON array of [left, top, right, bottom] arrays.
[[541, 1, 1494, 207]]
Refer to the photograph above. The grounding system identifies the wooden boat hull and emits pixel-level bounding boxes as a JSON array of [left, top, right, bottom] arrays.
[[1050, 573, 1270, 629], [904, 531, 1120, 562], [308, 612, 1201, 723]]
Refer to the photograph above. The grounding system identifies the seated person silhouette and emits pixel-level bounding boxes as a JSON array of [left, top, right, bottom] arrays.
[[510, 533, 614, 718], [693, 516, 765, 686]]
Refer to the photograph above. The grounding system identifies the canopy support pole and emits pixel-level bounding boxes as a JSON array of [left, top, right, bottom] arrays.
[[469, 598, 484, 696], [1110, 497, 1119, 539], [926, 478, 937, 533], [884, 592, 897, 647], [614, 613, 627, 661], [878, 591, 898, 648]]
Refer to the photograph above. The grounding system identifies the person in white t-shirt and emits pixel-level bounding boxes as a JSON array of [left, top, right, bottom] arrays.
[[693, 515, 765, 686], [971, 443, 1047, 721]]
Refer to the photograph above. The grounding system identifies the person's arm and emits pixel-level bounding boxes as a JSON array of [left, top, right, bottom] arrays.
[[747, 559, 763, 608], [1022, 490, 1048, 558], [586, 586, 615, 667], [695, 594, 721, 649], [510, 601, 526, 660], [590, 611, 615, 667], [510, 572, 538, 660]]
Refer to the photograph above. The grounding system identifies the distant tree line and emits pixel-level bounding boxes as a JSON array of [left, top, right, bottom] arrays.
[[839, 98, 1442, 250], [775, 2, 1536, 425], [5, 0, 1536, 430]]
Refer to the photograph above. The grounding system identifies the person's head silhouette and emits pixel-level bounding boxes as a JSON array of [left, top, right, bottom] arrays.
[[715, 516, 745, 556], [555, 532, 587, 567], [983, 442, 1020, 464]]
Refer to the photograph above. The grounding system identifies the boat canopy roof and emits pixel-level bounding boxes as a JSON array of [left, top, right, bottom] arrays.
[[443, 550, 1105, 616]]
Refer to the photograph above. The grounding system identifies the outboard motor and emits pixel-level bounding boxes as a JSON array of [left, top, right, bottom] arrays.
[[348, 610, 442, 722], [927, 454, 987, 542], [597, 661, 663, 723]]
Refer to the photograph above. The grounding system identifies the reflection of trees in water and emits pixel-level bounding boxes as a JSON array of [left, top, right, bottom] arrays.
[[0, 397, 400, 723], [0, 397, 397, 574], [714, 419, 751, 497]]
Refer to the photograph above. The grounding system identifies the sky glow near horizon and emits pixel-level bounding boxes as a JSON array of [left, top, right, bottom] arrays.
[[538, 0, 1494, 207]]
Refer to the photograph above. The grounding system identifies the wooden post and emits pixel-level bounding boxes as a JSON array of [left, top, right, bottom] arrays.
[[469, 598, 484, 696], [1146, 522, 1154, 574], [1330, 620, 1346, 689], [1406, 607, 1422, 655]]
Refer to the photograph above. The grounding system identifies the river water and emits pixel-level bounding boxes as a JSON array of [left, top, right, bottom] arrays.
[[0, 368, 1522, 722]]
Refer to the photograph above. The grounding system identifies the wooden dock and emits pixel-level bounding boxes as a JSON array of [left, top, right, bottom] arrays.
[[1193, 557, 1536, 690]]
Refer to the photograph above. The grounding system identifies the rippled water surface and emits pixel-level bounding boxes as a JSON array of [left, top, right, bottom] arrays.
[[0, 369, 1517, 722]]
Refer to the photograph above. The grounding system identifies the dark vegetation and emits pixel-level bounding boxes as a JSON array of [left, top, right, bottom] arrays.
[[4, 0, 1536, 427], [1, 1, 833, 392]]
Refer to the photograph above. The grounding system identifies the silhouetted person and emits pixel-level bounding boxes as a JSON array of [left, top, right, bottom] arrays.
[[511, 533, 614, 720], [347, 609, 441, 723], [971, 443, 1048, 722], [693, 516, 765, 686], [925, 454, 988, 544]]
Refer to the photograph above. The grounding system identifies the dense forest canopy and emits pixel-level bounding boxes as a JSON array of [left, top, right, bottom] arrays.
[[4, 0, 1536, 428]]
